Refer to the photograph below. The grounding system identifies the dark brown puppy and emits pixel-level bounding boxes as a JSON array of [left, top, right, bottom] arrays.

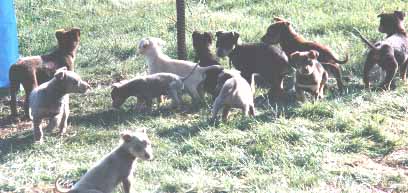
[[215, 30, 289, 98], [355, 11, 408, 90], [9, 28, 80, 119], [291, 50, 328, 102], [192, 31, 223, 97], [261, 17, 347, 91]]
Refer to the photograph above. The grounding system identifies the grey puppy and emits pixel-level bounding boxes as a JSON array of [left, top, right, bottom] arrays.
[[211, 70, 256, 122], [111, 72, 185, 110], [29, 67, 90, 142], [55, 128, 153, 193]]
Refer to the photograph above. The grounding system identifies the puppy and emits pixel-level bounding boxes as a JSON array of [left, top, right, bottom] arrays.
[[354, 11, 408, 90], [290, 50, 328, 102], [138, 37, 223, 103], [215, 31, 289, 98], [55, 128, 153, 193], [29, 67, 90, 142], [111, 73, 184, 110], [9, 28, 80, 119], [192, 31, 223, 97], [211, 70, 255, 122], [261, 17, 347, 91]]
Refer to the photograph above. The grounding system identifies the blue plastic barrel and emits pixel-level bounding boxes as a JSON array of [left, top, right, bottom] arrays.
[[0, 0, 19, 88]]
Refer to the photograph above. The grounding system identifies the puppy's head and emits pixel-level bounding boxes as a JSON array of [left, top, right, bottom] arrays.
[[261, 18, 290, 44], [138, 37, 166, 55], [120, 128, 153, 161], [192, 31, 213, 52], [55, 27, 81, 52], [290, 50, 319, 76], [378, 11, 406, 35], [111, 82, 127, 108], [215, 31, 240, 58], [54, 67, 90, 93]]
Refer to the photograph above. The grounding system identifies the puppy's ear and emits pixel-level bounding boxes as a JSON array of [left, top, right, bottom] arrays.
[[273, 17, 286, 22], [121, 132, 133, 142], [377, 13, 385, 18], [137, 127, 147, 134], [283, 21, 291, 26], [308, 50, 319, 59], [156, 38, 166, 47], [192, 31, 200, 39], [139, 39, 150, 49], [71, 27, 81, 37], [54, 70, 66, 80], [55, 29, 65, 40], [215, 31, 222, 37], [394, 11, 405, 20], [204, 32, 213, 42], [232, 31, 240, 41]]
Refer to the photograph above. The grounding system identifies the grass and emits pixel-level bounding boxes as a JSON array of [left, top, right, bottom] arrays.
[[1, 0, 408, 192]]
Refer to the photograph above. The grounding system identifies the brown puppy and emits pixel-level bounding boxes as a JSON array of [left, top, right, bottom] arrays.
[[291, 50, 328, 102], [111, 73, 184, 111], [355, 11, 408, 90], [261, 17, 347, 91], [9, 28, 80, 119], [215, 30, 289, 98], [192, 31, 223, 97]]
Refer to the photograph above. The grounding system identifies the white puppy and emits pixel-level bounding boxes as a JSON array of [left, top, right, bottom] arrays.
[[29, 67, 90, 142], [138, 37, 223, 102], [55, 128, 153, 193]]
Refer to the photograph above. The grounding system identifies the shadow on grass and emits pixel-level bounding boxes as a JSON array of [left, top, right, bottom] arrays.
[[156, 120, 209, 142], [0, 130, 34, 161]]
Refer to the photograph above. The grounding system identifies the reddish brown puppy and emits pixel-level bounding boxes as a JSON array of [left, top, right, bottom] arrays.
[[290, 50, 328, 102], [9, 28, 80, 119], [355, 11, 408, 90], [192, 31, 223, 97], [261, 17, 348, 91]]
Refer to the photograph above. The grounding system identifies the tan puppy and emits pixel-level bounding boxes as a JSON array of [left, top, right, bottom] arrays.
[[29, 67, 90, 142], [290, 50, 328, 102], [138, 37, 223, 103], [211, 70, 255, 122], [55, 128, 153, 193]]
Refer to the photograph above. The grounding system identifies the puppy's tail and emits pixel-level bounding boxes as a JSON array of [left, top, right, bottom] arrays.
[[352, 28, 378, 50], [333, 53, 348, 64], [54, 177, 73, 193]]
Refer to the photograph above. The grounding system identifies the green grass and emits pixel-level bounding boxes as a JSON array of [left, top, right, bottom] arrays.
[[1, 0, 408, 192]]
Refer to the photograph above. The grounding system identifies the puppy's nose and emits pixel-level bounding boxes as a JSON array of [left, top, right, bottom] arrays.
[[145, 153, 153, 160]]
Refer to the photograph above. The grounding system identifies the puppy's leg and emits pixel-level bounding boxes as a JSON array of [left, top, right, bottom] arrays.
[[296, 88, 306, 102], [322, 63, 344, 91], [187, 85, 202, 105], [249, 105, 256, 117], [22, 74, 38, 120], [9, 80, 19, 118], [222, 105, 231, 122], [122, 178, 131, 193], [168, 89, 181, 109], [211, 96, 224, 121], [46, 115, 62, 133], [380, 56, 398, 90], [363, 51, 378, 89], [399, 60, 408, 82], [145, 98, 153, 111], [33, 117, 43, 142], [59, 103, 69, 135]]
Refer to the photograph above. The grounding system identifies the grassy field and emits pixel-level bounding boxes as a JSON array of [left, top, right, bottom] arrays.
[[1, 0, 408, 192]]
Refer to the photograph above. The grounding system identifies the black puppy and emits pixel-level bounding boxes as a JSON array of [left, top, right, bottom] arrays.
[[192, 31, 223, 97], [215, 31, 289, 97]]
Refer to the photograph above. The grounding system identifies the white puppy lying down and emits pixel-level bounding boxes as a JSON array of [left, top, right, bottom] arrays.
[[55, 128, 153, 193], [138, 37, 223, 103]]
